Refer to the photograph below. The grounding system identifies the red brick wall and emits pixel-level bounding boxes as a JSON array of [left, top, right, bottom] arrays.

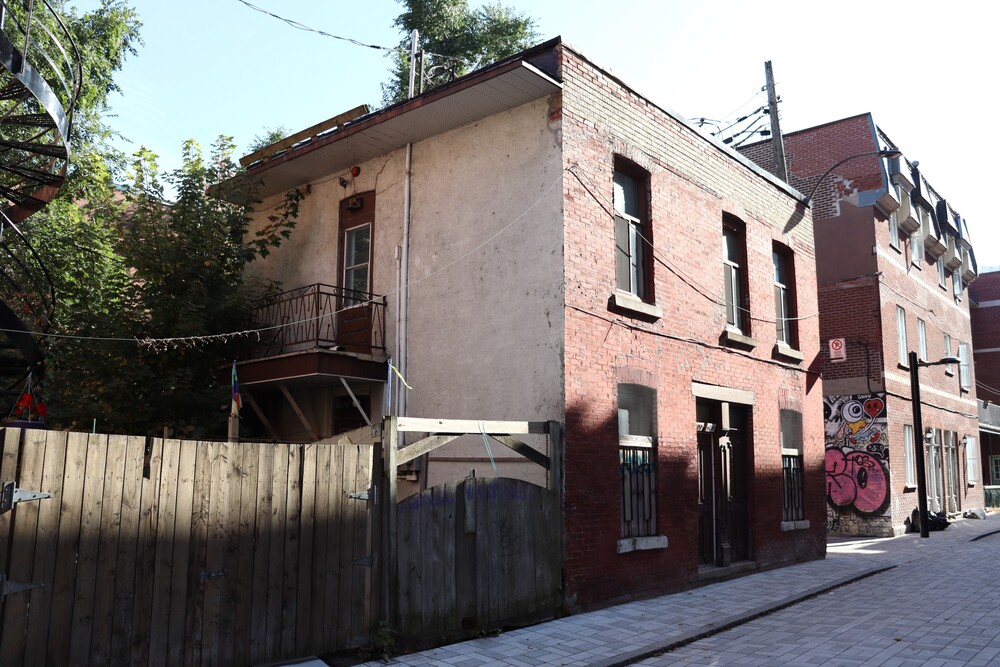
[[971, 270, 1000, 404], [557, 45, 825, 612]]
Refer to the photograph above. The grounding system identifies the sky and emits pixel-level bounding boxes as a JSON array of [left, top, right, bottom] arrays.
[[72, 0, 998, 268]]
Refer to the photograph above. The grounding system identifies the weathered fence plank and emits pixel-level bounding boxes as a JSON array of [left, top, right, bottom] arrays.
[[45, 431, 89, 666], [21, 430, 65, 666], [0, 432, 376, 667]]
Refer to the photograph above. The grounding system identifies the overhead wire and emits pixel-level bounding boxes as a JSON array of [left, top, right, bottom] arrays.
[[234, 0, 468, 65]]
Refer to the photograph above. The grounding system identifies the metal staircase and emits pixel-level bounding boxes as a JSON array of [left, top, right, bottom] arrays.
[[0, 1, 80, 407]]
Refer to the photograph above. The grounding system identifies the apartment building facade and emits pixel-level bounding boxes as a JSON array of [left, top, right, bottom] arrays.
[[743, 114, 984, 536]]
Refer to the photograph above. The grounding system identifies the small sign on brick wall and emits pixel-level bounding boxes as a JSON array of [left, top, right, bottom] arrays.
[[829, 337, 846, 363]]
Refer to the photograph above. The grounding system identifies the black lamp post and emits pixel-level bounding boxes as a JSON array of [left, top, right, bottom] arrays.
[[909, 350, 961, 537], [805, 149, 902, 203]]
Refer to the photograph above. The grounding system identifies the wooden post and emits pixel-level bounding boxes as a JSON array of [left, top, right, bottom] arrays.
[[382, 416, 398, 629], [548, 420, 564, 616], [765, 61, 788, 182], [227, 412, 238, 443]]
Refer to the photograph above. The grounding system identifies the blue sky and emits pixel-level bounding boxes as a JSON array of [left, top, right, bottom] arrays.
[[73, 0, 998, 268]]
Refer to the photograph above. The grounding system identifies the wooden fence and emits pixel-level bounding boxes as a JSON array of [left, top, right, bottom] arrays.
[[0, 428, 376, 667]]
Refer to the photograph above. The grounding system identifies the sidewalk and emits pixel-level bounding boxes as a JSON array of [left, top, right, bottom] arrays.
[[360, 515, 1000, 667]]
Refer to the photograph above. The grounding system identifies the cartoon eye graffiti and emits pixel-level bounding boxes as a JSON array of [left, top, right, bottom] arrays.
[[841, 400, 865, 422]]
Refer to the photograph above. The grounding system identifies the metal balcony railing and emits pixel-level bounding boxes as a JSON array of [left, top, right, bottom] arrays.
[[249, 283, 386, 357]]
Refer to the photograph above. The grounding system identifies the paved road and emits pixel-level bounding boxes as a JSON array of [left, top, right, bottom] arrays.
[[639, 522, 1000, 666], [359, 516, 1000, 667]]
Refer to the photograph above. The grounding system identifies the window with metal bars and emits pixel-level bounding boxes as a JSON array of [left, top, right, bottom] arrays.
[[781, 454, 804, 522], [618, 384, 657, 538]]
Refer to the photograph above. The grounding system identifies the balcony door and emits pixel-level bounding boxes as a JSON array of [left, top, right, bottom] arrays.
[[339, 191, 375, 352]]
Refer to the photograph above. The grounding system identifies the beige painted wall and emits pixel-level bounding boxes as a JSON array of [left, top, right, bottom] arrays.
[[247, 97, 565, 486]]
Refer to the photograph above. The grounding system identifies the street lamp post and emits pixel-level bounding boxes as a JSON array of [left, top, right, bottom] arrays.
[[909, 351, 961, 538], [805, 149, 902, 203]]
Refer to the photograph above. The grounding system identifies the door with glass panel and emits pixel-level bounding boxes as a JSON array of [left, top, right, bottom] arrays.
[[338, 192, 375, 352]]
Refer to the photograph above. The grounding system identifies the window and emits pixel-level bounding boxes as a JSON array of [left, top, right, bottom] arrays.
[[723, 219, 748, 334], [938, 258, 947, 287], [780, 409, 805, 522], [952, 270, 963, 301], [903, 424, 916, 488], [910, 208, 924, 265], [959, 342, 971, 391], [614, 164, 650, 301], [992, 455, 1000, 485], [888, 190, 901, 250], [618, 384, 657, 538], [896, 306, 908, 366], [944, 431, 960, 513], [773, 244, 796, 348], [966, 436, 979, 485], [943, 333, 954, 375], [917, 319, 927, 362], [340, 192, 374, 308]]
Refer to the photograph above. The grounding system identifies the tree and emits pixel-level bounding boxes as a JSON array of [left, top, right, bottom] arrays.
[[381, 0, 538, 105]]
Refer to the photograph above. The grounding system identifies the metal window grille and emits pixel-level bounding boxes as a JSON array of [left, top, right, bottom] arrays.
[[620, 443, 656, 537], [781, 454, 804, 522]]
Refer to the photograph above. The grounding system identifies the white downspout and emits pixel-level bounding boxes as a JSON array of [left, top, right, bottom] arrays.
[[396, 29, 418, 419]]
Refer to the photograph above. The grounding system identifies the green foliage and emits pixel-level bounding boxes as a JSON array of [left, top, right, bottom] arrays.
[[358, 620, 396, 661], [381, 0, 538, 105]]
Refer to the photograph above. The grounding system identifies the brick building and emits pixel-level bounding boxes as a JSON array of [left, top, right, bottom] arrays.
[[238, 38, 826, 615], [970, 270, 1000, 484], [742, 114, 984, 536]]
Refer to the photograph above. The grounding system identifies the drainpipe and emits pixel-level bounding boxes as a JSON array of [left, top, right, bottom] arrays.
[[396, 29, 418, 420]]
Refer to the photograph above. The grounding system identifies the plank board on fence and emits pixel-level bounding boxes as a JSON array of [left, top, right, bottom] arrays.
[[200, 441, 227, 667], [512, 482, 536, 620], [19, 430, 64, 667], [219, 442, 242, 667], [232, 441, 260, 667], [0, 428, 21, 582], [131, 436, 163, 667], [46, 431, 90, 665], [295, 444, 317, 657], [68, 434, 110, 663], [265, 443, 290, 660], [420, 485, 439, 637], [165, 439, 197, 667], [325, 443, 345, 647], [396, 485, 418, 639], [534, 482, 558, 613], [456, 479, 477, 633], [248, 443, 274, 664], [183, 440, 213, 666], [474, 477, 493, 630], [0, 427, 45, 666], [344, 445, 374, 646], [147, 438, 181, 667], [336, 444, 359, 648], [308, 444, 333, 655], [108, 435, 145, 666], [280, 444, 302, 658]]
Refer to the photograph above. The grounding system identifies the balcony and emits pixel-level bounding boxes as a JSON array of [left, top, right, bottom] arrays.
[[238, 283, 388, 386]]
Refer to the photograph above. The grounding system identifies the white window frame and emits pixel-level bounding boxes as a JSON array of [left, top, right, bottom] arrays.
[[966, 435, 979, 485], [773, 246, 794, 347], [888, 186, 901, 250], [918, 319, 927, 362], [944, 333, 954, 375], [992, 455, 1000, 485], [937, 258, 947, 287], [903, 424, 916, 488], [342, 222, 371, 307], [959, 342, 971, 391], [723, 224, 746, 334], [897, 306, 907, 366], [614, 168, 647, 301], [910, 208, 924, 265]]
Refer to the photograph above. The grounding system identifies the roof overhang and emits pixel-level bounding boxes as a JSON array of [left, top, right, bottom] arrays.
[[243, 59, 562, 200]]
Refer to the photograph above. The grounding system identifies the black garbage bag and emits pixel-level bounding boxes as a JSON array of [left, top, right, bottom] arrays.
[[927, 511, 950, 531]]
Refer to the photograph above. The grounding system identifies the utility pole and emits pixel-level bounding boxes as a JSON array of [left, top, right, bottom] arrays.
[[764, 61, 788, 182]]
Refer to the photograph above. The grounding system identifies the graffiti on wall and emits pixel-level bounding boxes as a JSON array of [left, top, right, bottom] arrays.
[[824, 394, 890, 520]]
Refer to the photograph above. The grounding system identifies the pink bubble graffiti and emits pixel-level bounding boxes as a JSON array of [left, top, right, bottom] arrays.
[[825, 448, 889, 515]]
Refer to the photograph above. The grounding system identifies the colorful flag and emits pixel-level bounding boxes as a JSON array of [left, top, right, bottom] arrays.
[[231, 360, 242, 417]]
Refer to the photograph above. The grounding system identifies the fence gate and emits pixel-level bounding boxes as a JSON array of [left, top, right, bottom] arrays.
[[384, 417, 563, 644], [0, 427, 377, 666]]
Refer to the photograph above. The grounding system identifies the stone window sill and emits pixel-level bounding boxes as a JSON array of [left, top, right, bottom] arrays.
[[774, 342, 804, 362], [780, 519, 811, 532], [617, 535, 668, 554], [722, 328, 757, 350], [610, 290, 662, 320]]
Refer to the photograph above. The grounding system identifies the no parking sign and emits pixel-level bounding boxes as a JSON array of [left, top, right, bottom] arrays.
[[829, 337, 846, 362]]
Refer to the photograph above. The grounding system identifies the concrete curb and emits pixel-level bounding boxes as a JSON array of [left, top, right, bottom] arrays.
[[592, 565, 896, 667], [969, 527, 1000, 542]]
